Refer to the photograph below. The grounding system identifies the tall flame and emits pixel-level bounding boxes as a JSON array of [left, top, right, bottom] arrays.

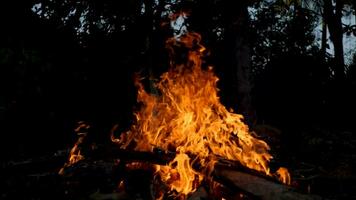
[[116, 32, 289, 196]]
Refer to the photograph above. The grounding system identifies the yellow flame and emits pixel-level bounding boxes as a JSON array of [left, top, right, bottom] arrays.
[[156, 151, 203, 195], [276, 167, 291, 185], [116, 32, 290, 196]]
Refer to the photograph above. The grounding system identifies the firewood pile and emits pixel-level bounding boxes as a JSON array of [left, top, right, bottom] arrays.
[[1, 140, 322, 200]]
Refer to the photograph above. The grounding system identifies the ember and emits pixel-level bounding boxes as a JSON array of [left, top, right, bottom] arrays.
[[111, 32, 290, 197]]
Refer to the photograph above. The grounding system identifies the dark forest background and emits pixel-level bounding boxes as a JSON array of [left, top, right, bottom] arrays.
[[1, 0, 356, 198]]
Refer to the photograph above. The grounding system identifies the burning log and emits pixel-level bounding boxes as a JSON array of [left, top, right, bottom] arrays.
[[2, 146, 320, 200], [116, 151, 321, 200], [56, 147, 320, 200]]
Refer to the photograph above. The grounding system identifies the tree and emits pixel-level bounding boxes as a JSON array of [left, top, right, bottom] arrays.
[[0, 0, 84, 158], [277, 0, 355, 81], [324, 0, 345, 81], [226, 1, 255, 124], [25, 0, 356, 139]]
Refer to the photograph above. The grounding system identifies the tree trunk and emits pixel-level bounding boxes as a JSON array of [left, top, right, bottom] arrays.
[[321, 6, 327, 60], [324, 0, 345, 81], [142, 0, 161, 94], [224, 1, 255, 125], [235, 26, 254, 125]]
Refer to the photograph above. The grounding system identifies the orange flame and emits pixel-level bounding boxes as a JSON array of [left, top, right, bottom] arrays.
[[67, 138, 85, 165], [59, 121, 89, 174], [276, 167, 291, 185], [156, 151, 203, 195], [116, 32, 290, 195]]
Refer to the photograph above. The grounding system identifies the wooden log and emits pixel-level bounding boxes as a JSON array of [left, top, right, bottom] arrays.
[[1, 150, 68, 174], [0, 146, 171, 173], [214, 169, 322, 200]]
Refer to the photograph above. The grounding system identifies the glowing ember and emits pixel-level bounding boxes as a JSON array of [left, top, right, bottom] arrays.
[[116, 32, 289, 196]]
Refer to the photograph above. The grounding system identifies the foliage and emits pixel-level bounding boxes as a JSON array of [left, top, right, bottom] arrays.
[[249, 0, 321, 75]]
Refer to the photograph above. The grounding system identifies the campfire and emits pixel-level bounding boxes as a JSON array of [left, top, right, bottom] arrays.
[[58, 32, 292, 199]]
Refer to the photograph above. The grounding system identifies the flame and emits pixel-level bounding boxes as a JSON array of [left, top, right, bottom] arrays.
[[156, 151, 203, 195], [276, 167, 291, 185], [59, 138, 84, 174], [59, 121, 89, 174], [116, 32, 290, 196], [68, 139, 85, 165]]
